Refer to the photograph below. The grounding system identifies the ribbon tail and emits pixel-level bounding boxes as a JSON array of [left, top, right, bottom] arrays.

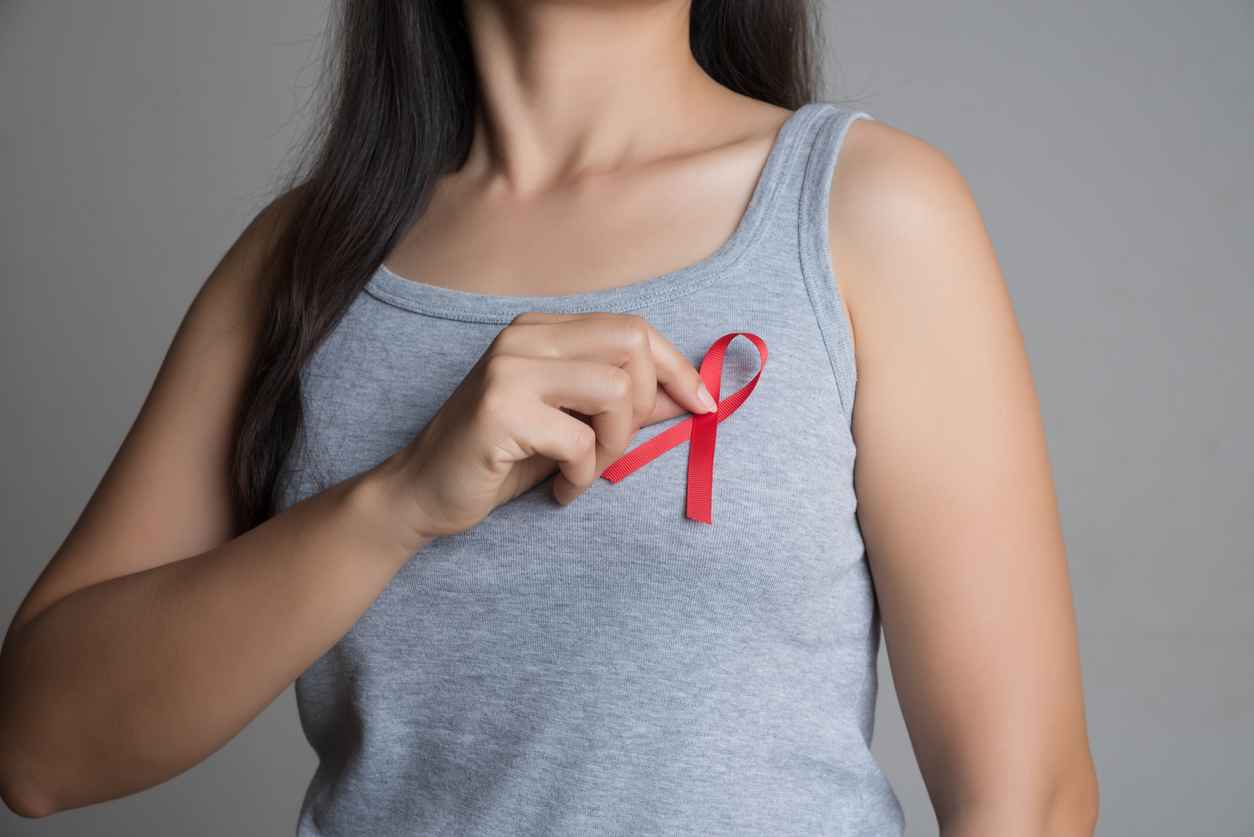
[[685, 408, 718, 523]]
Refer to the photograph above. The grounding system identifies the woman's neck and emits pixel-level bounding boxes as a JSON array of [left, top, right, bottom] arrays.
[[460, 0, 733, 196]]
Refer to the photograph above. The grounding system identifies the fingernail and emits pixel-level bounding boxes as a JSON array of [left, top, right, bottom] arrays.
[[697, 381, 717, 413]]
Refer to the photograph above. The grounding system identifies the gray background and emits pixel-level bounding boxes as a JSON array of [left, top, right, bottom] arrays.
[[2, 1, 1251, 834]]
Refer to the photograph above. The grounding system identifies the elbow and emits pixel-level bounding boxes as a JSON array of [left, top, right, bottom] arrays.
[[0, 721, 60, 819], [0, 770, 59, 819], [0, 712, 61, 819], [939, 756, 1101, 837], [0, 650, 60, 818]]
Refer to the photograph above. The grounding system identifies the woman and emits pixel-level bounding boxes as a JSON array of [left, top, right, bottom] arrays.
[[0, 0, 1099, 833]]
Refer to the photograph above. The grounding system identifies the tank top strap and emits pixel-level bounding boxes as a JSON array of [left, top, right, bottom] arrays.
[[756, 100, 875, 429]]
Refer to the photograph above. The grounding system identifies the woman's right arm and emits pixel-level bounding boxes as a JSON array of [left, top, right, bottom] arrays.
[[0, 191, 431, 819], [0, 185, 719, 820]]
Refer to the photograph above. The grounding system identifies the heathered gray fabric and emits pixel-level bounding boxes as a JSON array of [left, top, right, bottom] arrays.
[[277, 102, 905, 836]]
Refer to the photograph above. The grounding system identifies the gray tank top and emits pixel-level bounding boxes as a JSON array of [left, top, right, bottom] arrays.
[[278, 101, 905, 836]]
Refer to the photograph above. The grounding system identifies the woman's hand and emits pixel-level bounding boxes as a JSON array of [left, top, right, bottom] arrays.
[[375, 311, 718, 541]]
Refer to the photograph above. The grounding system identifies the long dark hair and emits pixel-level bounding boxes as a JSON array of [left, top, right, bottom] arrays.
[[231, 0, 827, 532]]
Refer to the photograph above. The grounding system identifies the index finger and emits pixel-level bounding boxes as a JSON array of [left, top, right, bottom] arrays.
[[510, 311, 716, 423]]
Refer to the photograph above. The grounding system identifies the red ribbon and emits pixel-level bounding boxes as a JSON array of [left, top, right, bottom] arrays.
[[600, 332, 768, 524]]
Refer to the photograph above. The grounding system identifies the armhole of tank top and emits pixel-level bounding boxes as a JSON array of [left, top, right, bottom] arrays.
[[797, 105, 875, 433]]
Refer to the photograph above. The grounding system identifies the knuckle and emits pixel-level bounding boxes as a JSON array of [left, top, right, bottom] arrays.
[[606, 365, 633, 399], [492, 323, 523, 355], [619, 314, 651, 352], [497, 314, 559, 359], [572, 423, 598, 457]]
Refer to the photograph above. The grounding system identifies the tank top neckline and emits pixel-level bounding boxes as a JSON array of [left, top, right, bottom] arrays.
[[364, 101, 832, 325]]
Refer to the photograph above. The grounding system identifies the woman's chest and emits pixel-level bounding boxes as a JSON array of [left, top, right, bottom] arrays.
[[285, 298, 864, 638]]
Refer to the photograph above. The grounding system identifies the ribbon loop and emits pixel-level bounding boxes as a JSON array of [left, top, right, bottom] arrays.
[[600, 332, 768, 524]]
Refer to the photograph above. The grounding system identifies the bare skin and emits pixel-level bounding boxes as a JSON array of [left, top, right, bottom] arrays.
[[831, 118, 1100, 834], [0, 0, 1098, 831], [0, 196, 714, 817]]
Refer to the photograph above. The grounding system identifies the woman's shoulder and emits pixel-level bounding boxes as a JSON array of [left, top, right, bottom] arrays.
[[829, 112, 979, 268], [825, 112, 995, 353]]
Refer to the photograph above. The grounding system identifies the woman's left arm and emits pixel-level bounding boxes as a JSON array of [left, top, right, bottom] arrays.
[[828, 118, 1099, 836]]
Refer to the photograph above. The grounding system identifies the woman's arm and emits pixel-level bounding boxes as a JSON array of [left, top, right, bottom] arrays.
[[828, 119, 1100, 835], [0, 192, 427, 818]]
